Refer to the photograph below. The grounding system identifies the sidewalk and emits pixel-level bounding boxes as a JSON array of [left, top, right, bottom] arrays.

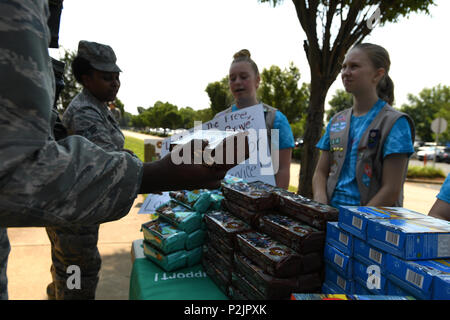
[[6, 195, 150, 300]]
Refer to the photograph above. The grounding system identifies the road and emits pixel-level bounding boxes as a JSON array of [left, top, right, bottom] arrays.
[[122, 129, 163, 141]]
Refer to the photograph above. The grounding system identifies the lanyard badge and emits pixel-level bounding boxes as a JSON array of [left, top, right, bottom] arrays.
[[368, 129, 380, 149]]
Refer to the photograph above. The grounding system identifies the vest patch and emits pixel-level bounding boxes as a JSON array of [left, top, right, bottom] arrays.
[[330, 120, 347, 132], [330, 138, 341, 146], [368, 129, 380, 149], [362, 163, 372, 187]]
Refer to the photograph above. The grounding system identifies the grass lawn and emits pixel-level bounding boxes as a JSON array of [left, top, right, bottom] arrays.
[[124, 136, 145, 161]]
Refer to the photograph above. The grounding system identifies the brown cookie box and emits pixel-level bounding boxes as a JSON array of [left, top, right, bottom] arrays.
[[236, 231, 306, 278], [222, 199, 270, 229], [202, 257, 230, 296], [278, 209, 327, 230], [234, 253, 322, 300], [204, 210, 252, 248], [232, 272, 265, 300], [274, 189, 338, 222], [205, 230, 234, 255], [229, 286, 249, 300], [202, 244, 233, 281], [258, 214, 326, 254], [221, 181, 277, 211]]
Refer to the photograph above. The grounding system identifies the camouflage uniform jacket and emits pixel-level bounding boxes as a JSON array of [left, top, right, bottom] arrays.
[[0, 0, 143, 228], [63, 88, 125, 152]]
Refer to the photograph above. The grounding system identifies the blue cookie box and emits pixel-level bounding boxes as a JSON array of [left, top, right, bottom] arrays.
[[324, 262, 355, 294], [367, 216, 450, 260], [353, 258, 387, 295], [324, 243, 353, 278], [353, 237, 387, 268], [326, 222, 353, 256], [385, 254, 450, 300], [338, 206, 426, 241]]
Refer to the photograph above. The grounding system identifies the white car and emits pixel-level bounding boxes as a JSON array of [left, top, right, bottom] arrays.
[[416, 146, 443, 161]]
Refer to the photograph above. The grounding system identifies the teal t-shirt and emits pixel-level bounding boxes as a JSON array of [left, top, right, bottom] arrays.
[[437, 174, 450, 204], [316, 99, 414, 208]]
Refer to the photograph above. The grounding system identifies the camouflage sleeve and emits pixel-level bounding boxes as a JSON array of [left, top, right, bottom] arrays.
[[0, 0, 143, 227], [64, 105, 122, 152]]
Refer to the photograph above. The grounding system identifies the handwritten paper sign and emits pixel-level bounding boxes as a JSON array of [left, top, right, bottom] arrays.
[[160, 104, 276, 186], [138, 192, 170, 215]]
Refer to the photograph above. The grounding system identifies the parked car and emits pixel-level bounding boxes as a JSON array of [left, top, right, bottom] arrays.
[[295, 138, 304, 148], [416, 146, 440, 161], [437, 147, 450, 163]]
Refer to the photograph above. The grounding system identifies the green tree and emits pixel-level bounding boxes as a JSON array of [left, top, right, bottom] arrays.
[[121, 111, 133, 128], [130, 112, 148, 128], [290, 118, 306, 140], [259, 0, 436, 198], [179, 107, 197, 129], [57, 48, 82, 112], [195, 108, 214, 123], [326, 89, 353, 121], [400, 84, 450, 143], [205, 76, 234, 115], [258, 63, 309, 123], [136, 106, 146, 114]]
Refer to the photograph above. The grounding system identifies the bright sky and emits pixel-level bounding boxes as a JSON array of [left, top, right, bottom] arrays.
[[50, 0, 450, 115]]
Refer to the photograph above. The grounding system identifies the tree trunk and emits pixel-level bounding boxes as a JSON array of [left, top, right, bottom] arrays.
[[297, 76, 329, 198]]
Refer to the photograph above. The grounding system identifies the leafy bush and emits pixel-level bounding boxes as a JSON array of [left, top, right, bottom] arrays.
[[407, 166, 446, 179], [292, 147, 303, 161], [138, 130, 168, 137]]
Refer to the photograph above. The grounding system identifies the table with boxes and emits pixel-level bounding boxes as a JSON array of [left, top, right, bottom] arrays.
[[131, 175, 450, 300], [132, 175, 340, 300]]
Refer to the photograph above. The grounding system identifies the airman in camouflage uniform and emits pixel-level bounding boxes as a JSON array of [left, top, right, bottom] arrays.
[[46, 40, 129, 300], [0, 0, 234, 300], [0, 0, 143, 300], [109, 103, 122, 123]]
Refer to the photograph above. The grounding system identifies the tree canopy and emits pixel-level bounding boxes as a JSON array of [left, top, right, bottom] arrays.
[[400, 84, 450, 144], [258, 63, 310, 123], [259, 0, 436, 197], [326, 89, 353, 121], [57, 48, 81, 112], [205, 76, 234, 115]]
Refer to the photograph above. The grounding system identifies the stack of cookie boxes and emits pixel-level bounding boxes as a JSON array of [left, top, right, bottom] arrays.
[[323, 206, 450, 299], [202, 180, 339, 300], [140, 188, 223, 272]]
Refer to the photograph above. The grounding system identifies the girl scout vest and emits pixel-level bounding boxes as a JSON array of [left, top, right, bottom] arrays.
[[326, 104, 415, 207], [214, 103, 277, 147]]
